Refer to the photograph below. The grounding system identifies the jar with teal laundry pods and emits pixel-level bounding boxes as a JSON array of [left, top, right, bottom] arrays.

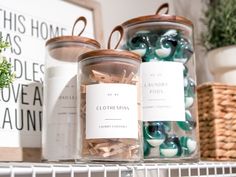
[[108, 3, 199, 161]]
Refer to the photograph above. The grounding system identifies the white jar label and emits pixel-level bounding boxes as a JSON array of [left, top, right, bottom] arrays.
[[141, 62, 185, 121], [86, 83, 138, 139]]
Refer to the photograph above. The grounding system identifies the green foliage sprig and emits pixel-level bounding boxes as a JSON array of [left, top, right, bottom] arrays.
[[202, 0, 236, 51], [0, 40, 15, 89]]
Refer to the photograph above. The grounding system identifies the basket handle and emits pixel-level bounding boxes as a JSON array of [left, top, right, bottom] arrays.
[[72, 16, 87, 36], [107, 25, 124, 49], [156, 3, 169, 15]]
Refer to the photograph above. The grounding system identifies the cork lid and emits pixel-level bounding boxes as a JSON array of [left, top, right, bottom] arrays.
[[122, 3, 193, 28], [46, 16, 100, 62]]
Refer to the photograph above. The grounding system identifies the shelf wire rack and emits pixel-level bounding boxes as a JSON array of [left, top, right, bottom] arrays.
[[0, 161, 236, 177]]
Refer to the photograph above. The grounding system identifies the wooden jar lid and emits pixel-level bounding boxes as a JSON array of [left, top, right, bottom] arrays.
[[46, 36, 100, 62], [121, 3, 193, 28], [79, 49, 141, 76], [79, 49, 141, 62], [46, 16, 101, 62]]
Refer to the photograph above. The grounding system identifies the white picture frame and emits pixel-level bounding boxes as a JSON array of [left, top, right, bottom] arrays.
[[0, 0, 103, 161]]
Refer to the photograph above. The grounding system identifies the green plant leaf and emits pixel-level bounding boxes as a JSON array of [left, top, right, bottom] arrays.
[[0, 39, 15, 89], [202, 0, 236, 50]]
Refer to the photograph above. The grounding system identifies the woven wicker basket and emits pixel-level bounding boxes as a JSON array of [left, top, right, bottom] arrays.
[[197, 83, 236, 160]]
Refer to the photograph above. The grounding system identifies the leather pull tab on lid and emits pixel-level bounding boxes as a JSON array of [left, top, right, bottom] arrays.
[[156, 3, 169, 15], [72, 16, 87, 36], [107, 25, 124, 49]]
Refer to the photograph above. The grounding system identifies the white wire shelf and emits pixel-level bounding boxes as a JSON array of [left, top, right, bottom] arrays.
[[0, 161, 236, 177]]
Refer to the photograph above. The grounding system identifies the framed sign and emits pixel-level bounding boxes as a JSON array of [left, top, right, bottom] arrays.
[[0, 0, 103, 161]]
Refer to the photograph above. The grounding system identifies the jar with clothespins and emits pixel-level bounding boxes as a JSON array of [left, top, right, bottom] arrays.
[[42, 16, 100, 161], [77, 49, 142, 162]]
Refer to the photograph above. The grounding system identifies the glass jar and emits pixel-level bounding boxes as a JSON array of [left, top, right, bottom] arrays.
[[109, 3, 199, 162], [42, 17, 100, 161], [77, 49, 142, 162]]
